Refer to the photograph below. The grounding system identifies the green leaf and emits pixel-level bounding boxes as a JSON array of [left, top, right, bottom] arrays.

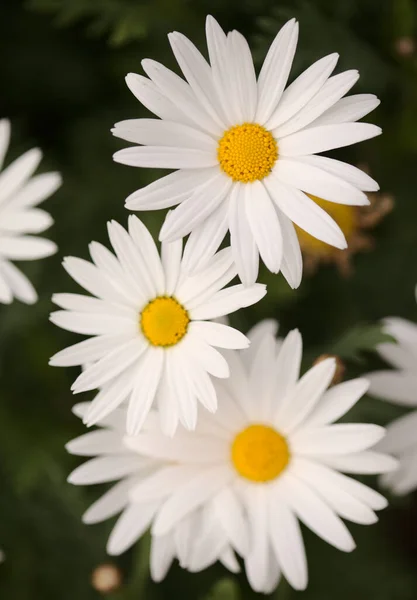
[[330, 323, 395, 362]]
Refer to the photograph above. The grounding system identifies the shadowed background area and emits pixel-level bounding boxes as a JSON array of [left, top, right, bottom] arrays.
[[0, 0, 417, 598]]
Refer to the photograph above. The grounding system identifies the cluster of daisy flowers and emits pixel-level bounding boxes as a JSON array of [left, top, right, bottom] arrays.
[[4, 12, 417, 597]]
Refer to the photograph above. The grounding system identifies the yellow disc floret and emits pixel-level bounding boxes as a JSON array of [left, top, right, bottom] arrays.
[[296, 194, 357, 257], [231, 424, 290, 483], [140, 296, 190, 347], [217, 123, 278, 183]]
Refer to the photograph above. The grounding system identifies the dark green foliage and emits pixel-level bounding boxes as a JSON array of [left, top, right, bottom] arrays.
[[1, 0, 417, 598]]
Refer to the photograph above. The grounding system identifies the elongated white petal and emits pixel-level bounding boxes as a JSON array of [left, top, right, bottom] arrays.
[[279, 123, 381, 157], [292, 423, 386, 455], [367, 371, 417, 406], [159, 171, 231, 241], [161, 237, 182, 296], [10, 172, 62, 208], [68, 455, 142, 485], [265, 176, 347, 249], [245, 181, 283, 272], [0, 148, 42, 204], [127, 348, 165, 435], [310, 94, 380, 128], [190, 321, 249, 349], [273, 329, 303, 418], [126, 433, 225, 464], [181, 199, 229, 274], [0, 260, 37, 304], [107, 502, 159, 555], [280, 472, 356, 552], [229, 183, 259, 286], [83, 366, 137, 427], [0, 208, 53, 233], [112, 118, 216, 151], [320, 451, 398, 474], [0, 236, 56, 259], [125, 168, 211, 211], [66, 430, 126, 456], [378, 411, 417, 454], [266, 53, 339, 130], [244, 486, 271, 593], [190, 283, 266, 320], [228, 30, 257, 122], [150, 532, 176, 582], [0, 119, 10, 170], [82, 477, 135, 524], [305, 378, 369, 427], [212, 487, 249, 556], [114, 145, 217, 169], [50, 310, 135, 336], [277, 208, 303, 289], [274, 158, 369, 205], [152, 466, 232, 535], [256, 19, 299, 124], [296, 154, 379, 191], [274, 70, 359, 138]]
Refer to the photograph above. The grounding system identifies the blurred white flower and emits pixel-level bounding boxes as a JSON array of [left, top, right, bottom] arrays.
[[68, 323, 395, 592], [113, 15, 381, 287], [50, 216, 265, 435], [367, 300, 417, 494], [0, 119, 61, 304]]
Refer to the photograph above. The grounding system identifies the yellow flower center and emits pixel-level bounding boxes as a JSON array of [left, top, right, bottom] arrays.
[[231, 424, 290, 483], [217, 123, 278, 183], [296, 194, 357, 257], [140, 296, 190, 347]]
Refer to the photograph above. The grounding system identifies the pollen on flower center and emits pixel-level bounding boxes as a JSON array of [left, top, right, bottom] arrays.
[[231, 424, 290, 483], [217, 123, 278, 183], [140, 296, 190, 347]]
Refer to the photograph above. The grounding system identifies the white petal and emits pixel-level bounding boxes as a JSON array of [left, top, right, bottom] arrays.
[[83, 366, 137, 427], [128, 215, 165, 295], [190, 283, 266, 320], [68, 455, 142, 485], [9, 172, 62, 209], [182, 333, 230, 379], [277, 208, 303, 289], [51, 293, 134, 317], [0, 260, 37, 304], [150, 532, 176, 582], [279, 123, 382, 157], [0, 148, 42, 204], [248, 331, 277, 421], [273, 158, 369, 205], [245, 181, 283, 273], [187, 505, 228, 571], [268, 493, 308, 591], [181, 198, 229, 274], [256, 19, 299, 124], [127, 348, 165, 435], [229, 183, 259, 286], [50, 334, 131, 367], [141, 58, 222, 135], [376, 342, 416, 371], [228, 30, 257, 122], [176, 247, 235, 307], [161, 237, 182, 296], [378, 411, 417, 454], [130, 465, 200, 502], [125, 168, 210, 211], [71, 339, 145, 393], [114, 145, 217, 169], [66, 430, 126, 456], [0, 269, 13, 303], [266, 53, 339, 130], [152, 466, 232, 535], [279, 358, 336, 434], [244, 486, 271, 593], [83, 477, 135, 524], [293, 458, 378, 525], [310, 94, 381, 128], [107, 502, 159, 555], [274, 70, 359, 137], [320, 451, 398, 474], [296, 154, 379, 192], [164, 349, 198, 430], [367, 371, 417, 406], [280, 472, 355, 552], [168, 31, 226, 128], [273, 329, 303, 419], [305, 378, 370, 427], [0, 235, 56, 259], [243, 319, 279, 369], [0, 208, 53, 233], [159, 171, 231, 241], [50, 310, 135, 336], [265, 176, 347, 249], [125, 72, 196, 126], [292, 424, 386, 455], [190, 321, 249, 349], [212, 487, 249, 556], [112, 118, 216, 151]]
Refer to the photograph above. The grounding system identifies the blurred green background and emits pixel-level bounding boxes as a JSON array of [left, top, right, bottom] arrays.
[[1, 0, 417, 597]]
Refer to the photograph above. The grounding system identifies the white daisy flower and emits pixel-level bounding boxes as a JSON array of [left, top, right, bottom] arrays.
[[112, 15, 381, 287], [0, 119, 61, 304], [50, 215, 266, 435], [69, 323, 395, 593], [67, 402, 241, 580], [367, 307, 417, 495]]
